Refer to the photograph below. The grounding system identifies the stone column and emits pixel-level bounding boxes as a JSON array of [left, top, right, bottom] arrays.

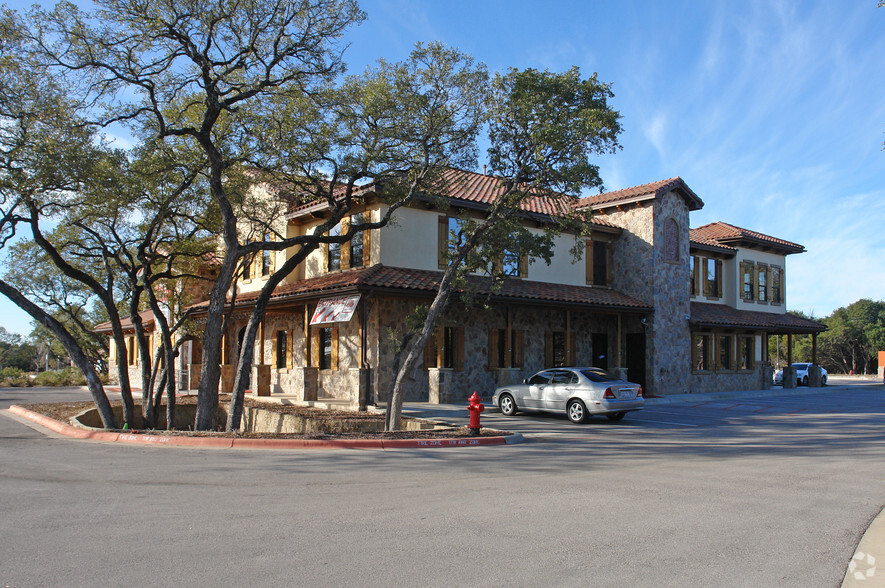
[[495, 368, 520, 387], [782, 366, 797, 389], [428, 368, 453, 404], [298, 367, 318, 402], [807, 365, 823, 387], [761, 364, 773, 390]]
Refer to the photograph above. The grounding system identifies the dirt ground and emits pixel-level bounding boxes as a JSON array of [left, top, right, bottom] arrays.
[[19, 396, 508, 440]]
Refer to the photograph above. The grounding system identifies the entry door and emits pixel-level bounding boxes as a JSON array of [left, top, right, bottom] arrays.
[[591, 333, 608, 370], [625, 333, 646, 390]]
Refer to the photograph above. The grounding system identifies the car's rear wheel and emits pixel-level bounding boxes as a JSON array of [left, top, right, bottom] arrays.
[[606, 412, 626, 421], [567, 399, 587, 424], [499, 393, 517, 416]]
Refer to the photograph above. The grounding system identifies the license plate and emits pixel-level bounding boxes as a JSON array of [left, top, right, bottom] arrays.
[[618, 388, 634, 400]]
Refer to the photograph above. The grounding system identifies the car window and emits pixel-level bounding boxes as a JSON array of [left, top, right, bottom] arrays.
[[581, 369, 615, 383], [551, 370, 578, 384], [528, 372, 552, 385]]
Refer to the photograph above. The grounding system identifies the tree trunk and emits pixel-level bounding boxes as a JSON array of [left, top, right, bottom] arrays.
[[0, 279, 118, 428]]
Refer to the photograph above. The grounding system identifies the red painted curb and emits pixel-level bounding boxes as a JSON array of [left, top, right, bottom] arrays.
[[7, 405, 517, 450]]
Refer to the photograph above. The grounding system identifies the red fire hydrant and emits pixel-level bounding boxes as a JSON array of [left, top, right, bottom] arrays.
[[467, 392, 484, 437]]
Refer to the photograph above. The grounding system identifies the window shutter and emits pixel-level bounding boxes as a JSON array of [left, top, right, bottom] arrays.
[[514, 330, 525, 368], [545, 331, 554, 368], [585, 241, 593, 285], [606, 244, 613, 286], [362, 223, 372, 266], [323, 241, 330, 273], [311, 328, 319, 367], [330, 326, 339, 370], [271, 331, 278, 368], [424, 331, 437, 369], [488, 329, 499, 370], [438, 217, 448, 269], [340, 217, 351, 270], [269, 237, 276, 274], [453, 327, 465, 371], [518, 252, 528, 278], [287, 330, 294, 369]]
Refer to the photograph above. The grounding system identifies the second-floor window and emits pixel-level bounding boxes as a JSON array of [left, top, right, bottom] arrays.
[[690, 255, 701, 296], [757, 265, 769, 302], [438, 216, 466, 269], [771, 266, 783, 304], [741, 261, 754, 301], [704, 258, 722, 298], [586, 240, 611, 286], [349, 214, 365, 269], [261, 233, 272, 276], [327, 224, 341, 272]]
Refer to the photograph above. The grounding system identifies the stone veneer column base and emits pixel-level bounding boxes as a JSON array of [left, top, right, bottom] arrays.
[[807, 365, 822, 387], [761, 365, 773, 390], [298, 367, 318, 402], [781, 366, 797, 389], [428, 368, 453, 404]]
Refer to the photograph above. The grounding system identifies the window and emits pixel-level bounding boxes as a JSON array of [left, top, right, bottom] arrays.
[[529, 371, 552, 385], [591, 333, 608, 369], [689, 255, 701, 297], [741, 261, 755, 301], [349, 214, 365, 269], [545, 331, 575, 368], [771, 266, 782, 304], [693, 334, 711, 371], [488, 328, 525, 369], [739, 336, 754, 370], [318, 327, 333, 370], [127, 336, 137, 366], [242, 241, 252, 280], [704, 258, 722, 298], [326, 224, 341, 272], [551, 370, 579, 385], [757, 265, 769, 302], [424, 326, 464, 370], [275, 330, 287, 369], [438, 216, 466, 269], [502, 247, 520, 277], [717, 335, 733, 370], [585, 240, 611, 286], [261, 233, 272, 277]]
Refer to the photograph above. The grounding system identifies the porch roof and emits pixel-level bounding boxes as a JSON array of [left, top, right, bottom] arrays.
[[690, 302, 826, 334], [191, 264, 653, 314]]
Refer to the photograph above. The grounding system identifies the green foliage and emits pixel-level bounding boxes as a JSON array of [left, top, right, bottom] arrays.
[[818, 299, 885, 374], [0, 367, 30, 387], [33, 367, 87, 387]]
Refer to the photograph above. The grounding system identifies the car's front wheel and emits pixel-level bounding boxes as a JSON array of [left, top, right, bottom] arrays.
[[822, 375, 827, 385], [802, 376, 808, 385], [567, 399, 588, 424], [499, 393, 517, 416], [606, 412, 626, 421]]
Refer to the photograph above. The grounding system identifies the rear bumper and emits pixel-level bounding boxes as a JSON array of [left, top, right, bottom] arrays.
[[589, 399, 644, 414]]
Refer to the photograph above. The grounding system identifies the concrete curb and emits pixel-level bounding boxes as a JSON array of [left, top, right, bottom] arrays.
[[6, 405, 522, 450], [642, 383, 882, 406], [842, 507, 885, 587]]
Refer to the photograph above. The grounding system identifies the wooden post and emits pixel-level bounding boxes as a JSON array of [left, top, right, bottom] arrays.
[[565, 310, 572, 365], [812, 332, 818, 366], [787, 333, 793, 366], [615, 314, 622, 367]]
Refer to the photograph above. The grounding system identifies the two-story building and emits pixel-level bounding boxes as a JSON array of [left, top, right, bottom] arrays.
[[107, 167, 825, 405]]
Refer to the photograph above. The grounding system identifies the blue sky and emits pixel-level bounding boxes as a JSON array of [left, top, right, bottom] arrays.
[[2, 0, 884, 335]]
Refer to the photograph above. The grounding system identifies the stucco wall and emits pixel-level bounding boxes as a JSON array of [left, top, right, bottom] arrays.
[[733, 247, 788, 314]]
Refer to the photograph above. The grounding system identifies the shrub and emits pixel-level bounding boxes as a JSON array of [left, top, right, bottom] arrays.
[[32, 368, 87, 387], [0, 367, 31, 387]]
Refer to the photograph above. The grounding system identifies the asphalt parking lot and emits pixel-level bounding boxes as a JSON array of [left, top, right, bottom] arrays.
[[2, 381, 884, 587]]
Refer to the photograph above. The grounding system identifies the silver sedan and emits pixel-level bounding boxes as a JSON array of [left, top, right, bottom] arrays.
[[492, 367, 644, 423]]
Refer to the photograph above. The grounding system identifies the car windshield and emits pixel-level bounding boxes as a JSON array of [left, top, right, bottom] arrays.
[[580, 369, 615, 383]]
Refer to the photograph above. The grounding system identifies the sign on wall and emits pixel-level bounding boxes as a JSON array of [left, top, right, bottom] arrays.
[[309, 294, 361, 325]]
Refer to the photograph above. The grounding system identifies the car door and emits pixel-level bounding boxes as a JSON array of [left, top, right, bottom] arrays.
[[545, 370, 579, 410], [524, 371, 553, 408]]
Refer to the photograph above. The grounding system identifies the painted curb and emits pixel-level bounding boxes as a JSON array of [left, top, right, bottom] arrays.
[[842, 507, 885, 587], [6, 405, 522, 450]]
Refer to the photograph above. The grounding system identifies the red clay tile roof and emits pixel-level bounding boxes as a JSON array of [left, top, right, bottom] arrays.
[[191, 264, 651, 313], [690, 222, 805, 254], [690, 302, 826, 333], [576, 177, 704, 211], [94, 309, 156, 334]]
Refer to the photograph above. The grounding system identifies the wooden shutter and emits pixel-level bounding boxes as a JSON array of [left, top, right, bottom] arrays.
[[513, 330, 525, 368], [268, 236, 276, 274], [323, 241, 329, 273], [488, 329, 499, 370], [606, 243, 612, 286], [518, 252, 528, 278], [585, 240, 593, 285], [330, 326, 339, 370], [362, 222, 372, 266], [438, 216, 448, 269], [271, 330, 278, 368], [424, 331, 437, 369], [453, 327, 464, 371], [545, 331, 554, 368], [311, 328, 319, 367], [340, 217, 351, 270], [287, 329, 294, 369]]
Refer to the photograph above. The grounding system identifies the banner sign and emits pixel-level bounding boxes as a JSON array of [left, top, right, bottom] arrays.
[[309, 294, 361, 325]]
